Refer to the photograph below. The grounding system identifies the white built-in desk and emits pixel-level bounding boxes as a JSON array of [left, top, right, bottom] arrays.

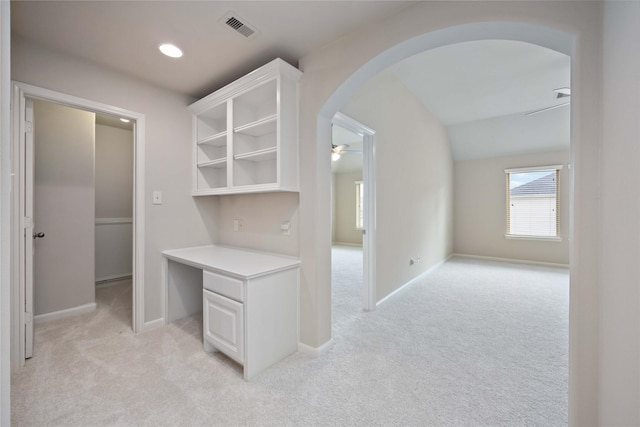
[[162, 245, 300, 380]]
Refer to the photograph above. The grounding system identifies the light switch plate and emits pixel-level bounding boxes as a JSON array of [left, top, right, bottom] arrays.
[[152, 191, 162, 205]]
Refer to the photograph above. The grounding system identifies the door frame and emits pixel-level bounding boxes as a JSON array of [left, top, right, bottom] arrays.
[[332, 112, 376, 311], [10, 81, 146, 370]]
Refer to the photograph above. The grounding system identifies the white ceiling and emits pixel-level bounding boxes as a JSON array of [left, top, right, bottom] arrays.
[[390, 39, 571, 126], [388, 39, 571, 160], [11, 1, 413, 99]]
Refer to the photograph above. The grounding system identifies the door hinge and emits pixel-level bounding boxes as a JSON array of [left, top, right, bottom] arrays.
[[25, 120, 33, 134], [25, 311, 32, 325], [23, 216, 33, 229]]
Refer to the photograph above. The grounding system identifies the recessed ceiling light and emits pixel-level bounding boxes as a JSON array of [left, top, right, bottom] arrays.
[[159, 43, 183, 58], [120, 118, 130, 123]]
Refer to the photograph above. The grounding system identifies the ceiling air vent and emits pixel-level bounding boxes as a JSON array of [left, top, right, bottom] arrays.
[[221, 13, 258, 39]]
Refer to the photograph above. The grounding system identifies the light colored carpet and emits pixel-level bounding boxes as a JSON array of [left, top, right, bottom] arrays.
[[12, 255, 568, 426], [331, 245, 364, 328]]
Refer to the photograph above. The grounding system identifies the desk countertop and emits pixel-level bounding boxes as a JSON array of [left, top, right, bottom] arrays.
[[162, 245, 300, 279]]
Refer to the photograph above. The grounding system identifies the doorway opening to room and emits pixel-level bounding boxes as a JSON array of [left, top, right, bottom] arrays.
[[323, 36, 571, 423], [330, 113, 376, 326], [11, 83, 145, 369]]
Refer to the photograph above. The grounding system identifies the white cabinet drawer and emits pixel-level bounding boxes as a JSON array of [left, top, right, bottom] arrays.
[[203, 270, 243, 302], [203, 289, 244, 363]]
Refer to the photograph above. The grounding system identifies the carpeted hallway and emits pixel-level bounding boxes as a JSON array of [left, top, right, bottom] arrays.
[[11, 252, 568, 426]]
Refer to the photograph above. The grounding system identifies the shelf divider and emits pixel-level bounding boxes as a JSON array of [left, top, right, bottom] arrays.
[[234, 114, 277, 137], [198, 158, 227, 168], [197, 131, 227, 146], [234, 146, 277, 162]]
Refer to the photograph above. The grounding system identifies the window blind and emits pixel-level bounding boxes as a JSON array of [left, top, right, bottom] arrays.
[[505, 166, 561, 238]]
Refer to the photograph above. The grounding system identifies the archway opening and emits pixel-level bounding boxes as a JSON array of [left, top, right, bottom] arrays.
[[314, 21, 575, 424]]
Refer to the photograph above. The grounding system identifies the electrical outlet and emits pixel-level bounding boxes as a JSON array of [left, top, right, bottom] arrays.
[[233, 219, 244, 232], [280, 221, 290, 236]]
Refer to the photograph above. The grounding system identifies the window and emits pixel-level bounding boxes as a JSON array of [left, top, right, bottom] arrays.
[[355, 180, 363, 229], [505, 165, 562, 240]]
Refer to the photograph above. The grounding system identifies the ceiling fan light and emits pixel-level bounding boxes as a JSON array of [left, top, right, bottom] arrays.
[[331, 152, 341, 162]]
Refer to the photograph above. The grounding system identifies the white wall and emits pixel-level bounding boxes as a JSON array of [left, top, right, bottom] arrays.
[[600, 1, 640, 424], [11, 35, 219, 323], [1, 1, 12, 424], [33, 100, 95, 316], [95, 124, 133, 281], [297, 3, 602, 424], [341, 70, 453, 301], [332, 171, 362, 246], [454, 150, 570, 265], [95, 124, 133, 218], [215, 192, 299, 257]]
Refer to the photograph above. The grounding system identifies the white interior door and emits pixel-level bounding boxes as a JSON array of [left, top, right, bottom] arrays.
[[23, 98, 34, 358], [32, 101, 95, 320], [21, 99, 96, 361]]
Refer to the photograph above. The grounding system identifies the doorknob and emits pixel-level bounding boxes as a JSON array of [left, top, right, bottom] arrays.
[[33, 232, 45, 239]]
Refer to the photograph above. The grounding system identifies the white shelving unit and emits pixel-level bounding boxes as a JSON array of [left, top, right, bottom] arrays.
[[189, 59, 302, 195]]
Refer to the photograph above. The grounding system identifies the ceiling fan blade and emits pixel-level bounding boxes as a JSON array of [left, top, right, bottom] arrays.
[[332, 143, 350, 154], [525, 102, 570, 117]]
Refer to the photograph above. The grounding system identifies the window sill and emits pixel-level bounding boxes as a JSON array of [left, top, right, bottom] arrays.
[[505, 234, 563, 242]]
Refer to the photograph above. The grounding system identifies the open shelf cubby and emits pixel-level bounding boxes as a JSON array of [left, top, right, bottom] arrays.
[[233, 79, 277, 130], [197, 165, 227, 190], [196, 102, 227, 143], [233, 157, 277, 187], [197, 143, 226, 166]]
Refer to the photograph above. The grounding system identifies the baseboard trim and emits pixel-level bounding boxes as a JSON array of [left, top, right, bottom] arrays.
[[453, 253, 569, 268], [376, 254, 452, 308], [34, 302, 96, 324], [298, 339, 333, 357], [332, 242, 363, 247], [96, 274, 132, 287], [141, 318, 165, 332]]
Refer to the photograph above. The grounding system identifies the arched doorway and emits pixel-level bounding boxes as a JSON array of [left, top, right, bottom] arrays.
[[298, 17, 597, 423]]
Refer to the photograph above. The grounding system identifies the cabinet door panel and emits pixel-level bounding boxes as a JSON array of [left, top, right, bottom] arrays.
[[203, 289, 244, 363]]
